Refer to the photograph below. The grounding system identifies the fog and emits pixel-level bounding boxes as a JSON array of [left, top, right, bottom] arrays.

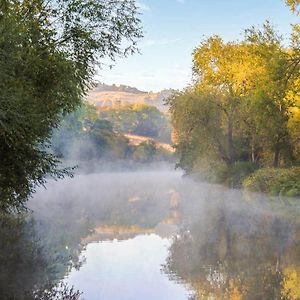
[[2, 167, 300, 299], [30, 168, 292, 226]]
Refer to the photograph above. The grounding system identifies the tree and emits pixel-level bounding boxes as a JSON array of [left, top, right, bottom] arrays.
[[0, 0, 142, 212], [168, 23, 300, 180], [100, 103, 171, 142], [286, 0, 300, 13], [244, 23, 300, 167], [169, 35, 268, 171]]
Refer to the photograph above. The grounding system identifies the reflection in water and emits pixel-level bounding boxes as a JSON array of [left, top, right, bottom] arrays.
[[0, 213, 83, 299], [165, 188, 300, 300], [1, 171, 300, 299], [66, 234, 190, 300]]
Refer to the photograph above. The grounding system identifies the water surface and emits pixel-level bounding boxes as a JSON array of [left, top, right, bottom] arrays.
[[1, 171, 300, 299], [66, 234, 190, 300]]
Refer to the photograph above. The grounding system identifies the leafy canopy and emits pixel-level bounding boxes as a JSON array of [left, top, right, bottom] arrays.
[[0, 0, 142, 212], [168, 22, 300, 183], [286, 0, 300, 13]]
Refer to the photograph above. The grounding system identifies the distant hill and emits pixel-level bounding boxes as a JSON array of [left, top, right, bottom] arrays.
[[93, 83, 148, 94], [87, 83, 174, 113]]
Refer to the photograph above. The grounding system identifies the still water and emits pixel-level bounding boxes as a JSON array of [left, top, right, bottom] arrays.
[[66, 235, 190, 300], [1, 171, 300, 299]]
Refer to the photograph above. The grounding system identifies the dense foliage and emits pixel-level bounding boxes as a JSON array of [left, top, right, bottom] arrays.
[[51, 103, 173, 168], [52, 104, 132, 163], [243, 167, 300, 197], [0, 0, 142, 211], [168, 21, 300, 189], [100, 103, 171, 142]]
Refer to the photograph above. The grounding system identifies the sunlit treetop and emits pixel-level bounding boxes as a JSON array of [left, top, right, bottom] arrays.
[[286, 0, 300, 14]]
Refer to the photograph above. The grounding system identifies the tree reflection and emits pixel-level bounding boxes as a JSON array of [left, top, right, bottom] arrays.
[[0, 212, 88, 299], [165, 199, 300, 299], [32, 283, 81, 300]]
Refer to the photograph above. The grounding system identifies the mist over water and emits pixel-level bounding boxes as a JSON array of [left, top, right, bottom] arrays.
[[2, 166, 300, 299]]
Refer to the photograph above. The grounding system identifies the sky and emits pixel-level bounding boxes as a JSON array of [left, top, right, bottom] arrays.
[[97, 0, 298, 92]]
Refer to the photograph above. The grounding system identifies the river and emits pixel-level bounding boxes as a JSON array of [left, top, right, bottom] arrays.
[[1, 170, 300, 299]]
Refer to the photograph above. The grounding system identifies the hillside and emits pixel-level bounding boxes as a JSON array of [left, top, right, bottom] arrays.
[[124, 133, 174, 153], [87, 83, 173, 113]]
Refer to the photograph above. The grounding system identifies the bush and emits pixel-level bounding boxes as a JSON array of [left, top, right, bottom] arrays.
[[132, 141, 157, 162], [225, 162, 259, 188], [243, 167, 300, 197], [192, 160, 258, 187]]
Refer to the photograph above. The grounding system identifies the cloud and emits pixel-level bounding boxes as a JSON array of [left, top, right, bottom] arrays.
[[176, 0, 186, 3], [137, 1, 151, 11], [142, 38, 182, 48]]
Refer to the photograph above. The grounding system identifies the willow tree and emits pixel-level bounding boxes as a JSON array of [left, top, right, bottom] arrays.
[[243, 24, 298, 167], [0, 0, 142, 212], [168, 23, 300, 177], [169, 35, 270, 172]]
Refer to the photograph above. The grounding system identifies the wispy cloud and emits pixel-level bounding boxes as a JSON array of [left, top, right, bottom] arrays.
[[142, 38, 182, 48], [176, 0, 186, 3], [137, 1, 151, 11]]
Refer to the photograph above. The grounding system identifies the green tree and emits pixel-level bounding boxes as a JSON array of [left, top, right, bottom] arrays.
[[100, 103, 171, 142], [0, 0, 142, 211], [168, 23, 300, 182], [243, 24, 298, 167], [51, 103, 98, 158]]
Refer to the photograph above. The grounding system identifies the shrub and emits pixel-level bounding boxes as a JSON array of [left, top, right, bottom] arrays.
[[243, 167, 300, 197], [225, 162, 259, 188]]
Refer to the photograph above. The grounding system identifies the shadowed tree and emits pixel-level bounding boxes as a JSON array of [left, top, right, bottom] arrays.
[[0, 0, 143, 211]]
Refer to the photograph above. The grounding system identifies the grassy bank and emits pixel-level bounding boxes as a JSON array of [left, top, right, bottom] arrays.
[[191, 162, 300, 198], [243, 167, 300, 197]]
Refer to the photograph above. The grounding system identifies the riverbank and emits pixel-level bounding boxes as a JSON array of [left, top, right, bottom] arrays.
[[243, 167, 300, 197], [190, 165, 300, 198]]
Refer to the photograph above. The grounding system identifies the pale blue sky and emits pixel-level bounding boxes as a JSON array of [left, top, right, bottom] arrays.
[[98, 0, 298, 92]]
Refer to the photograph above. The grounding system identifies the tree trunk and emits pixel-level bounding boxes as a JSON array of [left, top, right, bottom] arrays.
[[251, 142, 255, 163], [215, 138, 232, 166], [227, 120, 234, 165], [273, 147, 280, 168], [251, 136, 260, 163]]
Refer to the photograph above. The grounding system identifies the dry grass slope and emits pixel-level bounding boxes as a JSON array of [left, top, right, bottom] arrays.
[[87, 84, 173, 112]]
